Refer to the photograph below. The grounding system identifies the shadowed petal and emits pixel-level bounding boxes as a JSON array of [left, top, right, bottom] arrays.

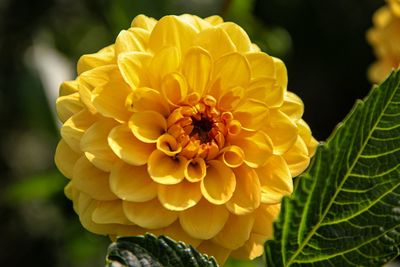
[[147, 150, 186, 185], [55, 140, 80, 179], [184, 157, 207, 182], [200, 160, 236, 205], [283, 136, 311, 177], [197, 241, 231, 266], [263, 109, 298, 155], [158, 180, 202, 211], [80, 119, 119, 172], [72, 156, 117, 201], [108, 124, 155, 166], [256, 155, 293, 204], [129, 111, 167, 143], [110, 161, 157, 202], [123, 198, 178, 229], [212, 213, 255, 250], [92, 200, 131, 224], [226, 165, 261, 215], [179, 198, 229, 239], [61, 110, 98, 153], [230, 233, 265, 260], [56, 92, 83, 123]]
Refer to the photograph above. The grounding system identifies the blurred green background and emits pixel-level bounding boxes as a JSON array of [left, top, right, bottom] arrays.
[[0, 0, 391, 266]]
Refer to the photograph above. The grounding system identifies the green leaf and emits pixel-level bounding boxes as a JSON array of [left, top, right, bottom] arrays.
[[106, 234, 218, 267], [264, 70, 400, 266]]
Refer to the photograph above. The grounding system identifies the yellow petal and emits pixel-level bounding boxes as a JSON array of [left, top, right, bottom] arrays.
[[114, 225, 147, 238], [77, 45, 115, 75], [129, 111, 166, 143], [80, 119, 119, 172], [230, 233, 265, 260], [149, 46, 181, 89], [75, 192, 120, 235], [210, 52, 250, 97], [91, 82, 132, 123], [115, 28, 149, 55], [263, 109, 298, 154], [221, 145, 244, 168], [200, 160, 236, 205], [61, 110, 97, 153], [162, 221, 202, 248], [161, 72, 188, 106], [78, 65, 117, 114], [179, 198, 229, 239], [184, 157, 207, 182], [179, 14, 213, 31], [212, 213, 255, 250], [123, 198, 178, 229], [256, 155, 292, 204], [131, 14, 157, 30], [182, 46, 212, 97], [218, 22, 252, 52], [197, 241, 231, 266], [92, 200, 131, 224], [64, 181, 76, 200], [226, 165, 261, 215], [194, 27, 236, 60], [125, 87, 169, 116], [246, 77, 284, 108], [118, 51, 152, 89], [245, 52, 275, 79], [156, 133, 182, 156], [273, 57, 288, 90], [283, 136, 310, 177], [110, 161, 157, 202], [233, 99, 269, 131], [280, 92, 304, 121], [72, 156, 117, 201], [231, 131, 273, 168], [204, 15, 224, 26], [252, 203, 280, 236], [108, 124, 155, 166], [147, 150, 187, 185], [218, 86, 244, 111], [60, 80, 78, 96], [296, 119, 318, 155], [149, 15, 197, 53], [56, 92, 83, 123], [158, 180, 202, 211], [55, 140, 80, 179]]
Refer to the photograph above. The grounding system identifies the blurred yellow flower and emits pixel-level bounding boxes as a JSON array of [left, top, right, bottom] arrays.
[[367, 0, 400, 83], [55, 14, 317, 264]]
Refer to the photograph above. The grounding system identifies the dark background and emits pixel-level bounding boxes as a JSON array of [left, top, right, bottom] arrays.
[[0, 0, 388, 266]]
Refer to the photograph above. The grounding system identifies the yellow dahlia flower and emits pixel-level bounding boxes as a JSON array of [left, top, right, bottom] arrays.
[[367, 0, 400, 83], [55, 14, 317, 264]]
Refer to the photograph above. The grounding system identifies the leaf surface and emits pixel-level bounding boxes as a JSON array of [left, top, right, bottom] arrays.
[[265, 70, 400, 266], [106, 234, 218, 267]]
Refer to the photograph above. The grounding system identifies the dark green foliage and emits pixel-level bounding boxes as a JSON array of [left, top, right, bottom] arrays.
[[106, 234, 218, 267], [264, 70, 400, 266]]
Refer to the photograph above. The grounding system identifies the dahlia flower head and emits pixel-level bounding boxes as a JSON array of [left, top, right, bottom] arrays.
[[55, 14, 317, 264], [367, 0, 400, 83]]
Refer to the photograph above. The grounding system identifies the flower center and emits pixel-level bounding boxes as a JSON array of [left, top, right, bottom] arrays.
[[190, 116, 213, 143]]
